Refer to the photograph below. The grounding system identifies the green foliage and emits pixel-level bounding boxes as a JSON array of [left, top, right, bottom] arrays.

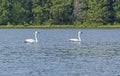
[[32, 0, 51, 25], [9, 0, 26, 25], [50, 0, 73, 24], [0, 0, 120, 27], [0, 0, 10, 25], [87, 0, 111, 24], [73, 0, 87, 23], [113, 0, 120, 23]]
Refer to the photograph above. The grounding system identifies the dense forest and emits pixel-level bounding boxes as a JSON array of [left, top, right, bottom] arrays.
[[0, 0, 120, 26]]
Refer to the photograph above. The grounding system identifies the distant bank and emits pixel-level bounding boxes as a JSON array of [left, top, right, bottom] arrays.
[[0, 25, 120, 29]]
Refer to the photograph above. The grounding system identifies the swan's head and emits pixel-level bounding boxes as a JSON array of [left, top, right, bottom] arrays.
[[35, 31, 39, 34], [78, 31, 83, 34]]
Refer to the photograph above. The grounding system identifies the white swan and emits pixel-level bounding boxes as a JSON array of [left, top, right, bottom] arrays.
[[69, 31, 82, 42], [24, 31, 39, 43]]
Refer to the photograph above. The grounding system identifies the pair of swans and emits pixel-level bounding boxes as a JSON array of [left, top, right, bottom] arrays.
[[24, 31, 82, 43]]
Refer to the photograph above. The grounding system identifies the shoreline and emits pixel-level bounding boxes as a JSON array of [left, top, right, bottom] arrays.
[[0, 25, 120, 29]]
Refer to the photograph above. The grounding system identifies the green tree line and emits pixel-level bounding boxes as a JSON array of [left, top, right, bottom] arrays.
[[0, 0, 120, 26]]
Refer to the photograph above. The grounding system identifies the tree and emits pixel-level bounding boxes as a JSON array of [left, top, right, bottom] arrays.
[[73, 0, 87, 24], [9, 0, 26, 25], [50, 0, 73, 24], [113, 0, 120, 24], [87, 0, 115, 25], [20, 0, 33, 25], [0, 0, 10, 25], [32, 0, 52, 25]]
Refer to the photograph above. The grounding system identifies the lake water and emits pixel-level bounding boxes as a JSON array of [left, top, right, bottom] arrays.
[[0, 29, 120, 76]]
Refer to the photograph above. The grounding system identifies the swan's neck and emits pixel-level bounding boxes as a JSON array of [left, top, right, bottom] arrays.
[[78, 32, 81, 41], [35, 33, 38, 43]]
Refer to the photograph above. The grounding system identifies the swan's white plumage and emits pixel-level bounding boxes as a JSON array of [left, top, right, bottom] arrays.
[[24, 31, 39, 43], [69, 31, 82, 42], [24, 39, 35, 43], [69, 39, 80, 42]]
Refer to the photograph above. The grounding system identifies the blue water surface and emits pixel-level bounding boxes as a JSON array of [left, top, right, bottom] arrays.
[[0, 29, 120, 76]]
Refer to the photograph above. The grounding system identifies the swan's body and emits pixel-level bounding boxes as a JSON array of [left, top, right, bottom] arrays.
[[24, 39, 36, 43], [69, 31, 82, 42], [24, 31, 39, 43]]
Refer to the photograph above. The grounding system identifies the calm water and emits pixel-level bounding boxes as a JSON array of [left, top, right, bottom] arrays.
[[0, 29, 120, 76]]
